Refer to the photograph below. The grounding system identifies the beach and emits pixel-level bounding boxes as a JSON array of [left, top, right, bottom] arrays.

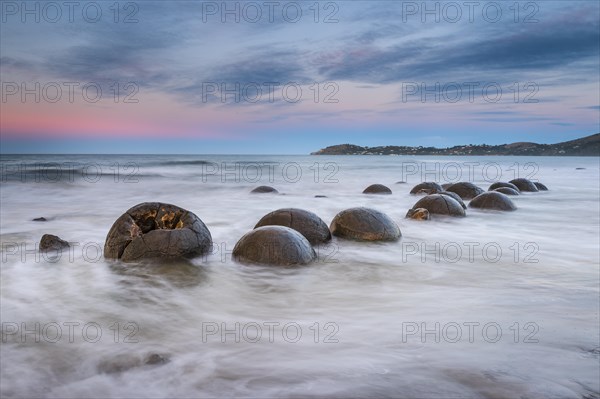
[[0, 154, 598, 398]]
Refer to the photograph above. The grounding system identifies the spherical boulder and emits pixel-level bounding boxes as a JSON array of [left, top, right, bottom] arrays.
[[104, 202, 212, 262], [534, 182, 548, 191], [441, 183, 453, 190], [469, 192, 516, 211], [330, 207, 401, 241], [406, 208, 430, 221], [40, 234, 69, 251], [254, 208, 331, 245], [445, 182, 484, 199], [233, 226, 316, 266], [488, 182, 520, 192], [251, 186, 278, 194], [411, 194, 466, 217], [363, 184, 392, 195], [438, 191, 467, 209], [509, 178, 538, 192], [494, 187, 519, 196], [410, 182, 443, 195]]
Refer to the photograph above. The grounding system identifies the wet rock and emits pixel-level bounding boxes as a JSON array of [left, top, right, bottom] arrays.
[[363, 184, 392, 195], [576, 167, 586, 170], [469, 192, 517, 211], [445, 182, 485, 199], [97, 352, 170, 374], [314, 195, 327, 198], [39, 234, 69, 251], [145, 353, 170, 365], [494, 187, 520, 196], [330, 207, 401, 241], [233, 226, 316, 266], [250, 186, 279, 194], [488, 182, 520, 192], [32, 217, 47, 222], [534, 182, 548, 191], [438, 191, 467, 209], [509, 178, 539, 192], [395, 181, 407, 184], [410, 182, 443, 195], [104, 202, 212, 262], [441, 183, 453, 190], [406, 208, 430, 220], [410, 194, 466, 217], [254, 208, 331, 245]]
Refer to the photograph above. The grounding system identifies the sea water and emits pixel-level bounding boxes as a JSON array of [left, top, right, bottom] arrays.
[[1, 154, 598, 398]]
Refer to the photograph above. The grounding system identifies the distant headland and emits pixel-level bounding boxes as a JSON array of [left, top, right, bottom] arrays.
[[311, 133, 600, 156]]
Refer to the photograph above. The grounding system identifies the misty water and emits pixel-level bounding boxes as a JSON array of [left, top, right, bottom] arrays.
[[1, 154, 599, 398]]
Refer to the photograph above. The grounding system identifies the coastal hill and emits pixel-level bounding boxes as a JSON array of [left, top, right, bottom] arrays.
[[311, 133, 600, 156]]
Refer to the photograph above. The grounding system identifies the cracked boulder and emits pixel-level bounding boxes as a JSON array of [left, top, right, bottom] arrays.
[[410, 182, 443, 195], [233, 226, 316, 266], [330, 207, 401, 241], [406, 208, 430, 220], [254, 208, 331, 245], [104, 202, 212, 262], [509, 178, 539, 192], [445, 182, 485, 199], [438, 191, 467, 209], [488, 182, 520, 192], [410, 194, 466, 217]]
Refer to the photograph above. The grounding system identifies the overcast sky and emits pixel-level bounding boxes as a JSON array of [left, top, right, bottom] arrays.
[[1, 0, 599, 153]]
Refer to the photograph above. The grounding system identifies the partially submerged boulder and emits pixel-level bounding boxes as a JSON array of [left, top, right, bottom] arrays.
[[438, 191, 467, 209], [233, 226, 316, 266], [488, 182, 520, 192], [40, 234, 69, 251], [509, 178, 538, 192], [406, 208, 430, 221], [534, 182, 548, 191], [469, 192, 517, 211], [330, 207, 401, 241], [410, 194, 466, 217], [445, 182, 484, 199], [494, 187, 520, 196], [104, 202, 212, 262], [363, 184, 392, 195], [410, 182, 443, 195], [251, 186, 279, 194], [254, 208, 331, 245]]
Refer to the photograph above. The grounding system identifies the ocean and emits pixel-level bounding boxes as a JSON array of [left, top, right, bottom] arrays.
[[1, 154, 599, 398]]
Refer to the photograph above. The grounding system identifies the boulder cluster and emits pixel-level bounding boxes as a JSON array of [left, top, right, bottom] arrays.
[[37, 178, 548, 267], [406, 178, 547, 218]]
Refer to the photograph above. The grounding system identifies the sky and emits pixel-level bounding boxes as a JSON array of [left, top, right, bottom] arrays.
[[1, 0, 599, 154]]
